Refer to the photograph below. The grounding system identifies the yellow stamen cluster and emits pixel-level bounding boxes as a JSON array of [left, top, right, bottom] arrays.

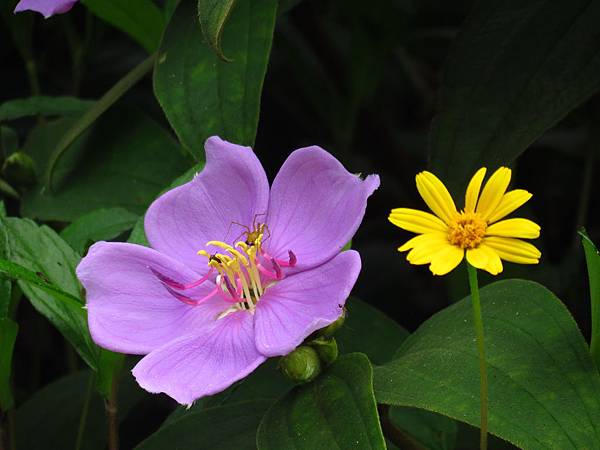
[[197, 232, 265, 310], [447, 212, 487, 249]]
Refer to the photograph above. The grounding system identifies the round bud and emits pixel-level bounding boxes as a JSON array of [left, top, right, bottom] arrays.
[[279, 346, 321, 383], [309, 337, 338, 366], [2, 152, 36, 187]]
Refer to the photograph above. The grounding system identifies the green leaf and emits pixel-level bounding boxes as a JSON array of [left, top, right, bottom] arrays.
[[154, 0, 277, 154], [429, 0, 600, 195], [128, 163, 204, 247], [3, 217, 99, 369], [44, 54, 156, 191], [0, 96, 94, 122], [581, 230, 600, 367], [16, 368, 145, 450], [0, 177, 19, 200], [257, 353, 386, 450], [60, 208, 139, 254], [137, 400, 271, 450], [22, 109, 189, 222], [337, 297, 409, 365], [197, 0, 237, 60], [0, 318, 17, 411], [0, 258, 82, 310], [81, 0, 164, 53], [0, 210, 10, 318], [389, 407, 457, 450], [374, 279, 600, 450], [128, 218, 150, 247], [1, 125, 18, 157]]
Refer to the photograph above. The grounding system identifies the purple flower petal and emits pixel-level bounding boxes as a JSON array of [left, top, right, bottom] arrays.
[[253, 250, 361, 357], [264, 146, 379, 273], [145, 136, 270, 274], [14, 0, 77, 18], [132, 310, 266, 405], [77, 242, 228, 354]]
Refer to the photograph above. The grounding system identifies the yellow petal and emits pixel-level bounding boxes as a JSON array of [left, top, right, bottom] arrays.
[[405, 236, 450, 265], [487, 189, 533, 223], [466, 245, 503, 275], [389, 208, 447, 234], [484, 237, 541, 264], [464, 167, 487, 213], [428, 245, 464, 275], [486, 218, 540, 239], [398, 232, 448, 252], [476, 167, 511, 220], [466, 246, 488, 269], [415, 171, 457, 224]]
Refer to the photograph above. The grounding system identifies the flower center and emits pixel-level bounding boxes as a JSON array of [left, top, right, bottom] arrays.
[[150, 222, 297, 314], [447, 212, 487, 249]]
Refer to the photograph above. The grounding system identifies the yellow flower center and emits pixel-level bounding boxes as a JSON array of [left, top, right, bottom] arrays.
[[447, 212, 487, 249], [198, 231, 266, 312]]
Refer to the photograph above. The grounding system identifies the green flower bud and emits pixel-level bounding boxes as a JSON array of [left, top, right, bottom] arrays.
[[309, 337, 338, 366], [318, 308, 346, 337], [279, 346, 321, 383], [2, 152, 36, 187]]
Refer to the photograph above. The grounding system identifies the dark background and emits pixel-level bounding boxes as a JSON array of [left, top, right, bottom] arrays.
[[1, 0, 598, 447]]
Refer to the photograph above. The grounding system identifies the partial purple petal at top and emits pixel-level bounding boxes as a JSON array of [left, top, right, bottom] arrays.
[[132, 310, 266, 405], [264, 146, 379, 273], [77, 242, 226, 355], [253, 250, 361, 357], [14, 0, 77, 18], [145, 136, 270, 274]]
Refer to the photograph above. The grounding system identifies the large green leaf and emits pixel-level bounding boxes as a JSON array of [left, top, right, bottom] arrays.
[[60, 207, 139, 254], [0, 318, 17, 411], [82, 0, 164, 53], [197, 0, 237, 60], [374, 279, 600, 450], [429, 0, 600, 195], [0, 207, 10, 318], [257, 353, 386, 450], [0, 96, 94, 122], [3, 217, 99, 369], [0, 258, 82, 310], [581, 230, 600, 367], [137, 400, 271, 450], [16, 368, 145, 450], [128, 163, 204, 247], [337, 297, 409, 365], [154, 0, 277, 154], [21, 109, 189, 222]]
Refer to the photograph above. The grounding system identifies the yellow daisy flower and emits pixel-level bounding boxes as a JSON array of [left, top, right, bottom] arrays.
[[389, 167, 541, 276]]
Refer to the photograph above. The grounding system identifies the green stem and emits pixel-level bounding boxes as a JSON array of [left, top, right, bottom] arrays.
[[74, 372, 95, 450], [44, 53, 158, 191], [105, 376, 119, 450], [467, 263, 488, 450], [24, 58, 41, 97]]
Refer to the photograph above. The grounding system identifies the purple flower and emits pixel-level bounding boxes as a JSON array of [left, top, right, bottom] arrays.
[[77, 136, 379, 405], [14, 0, 77, 18]]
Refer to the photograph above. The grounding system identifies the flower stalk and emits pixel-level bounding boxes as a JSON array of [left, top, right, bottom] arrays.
[[467, 262, 488, 450], [105, 377, 119, 450]]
